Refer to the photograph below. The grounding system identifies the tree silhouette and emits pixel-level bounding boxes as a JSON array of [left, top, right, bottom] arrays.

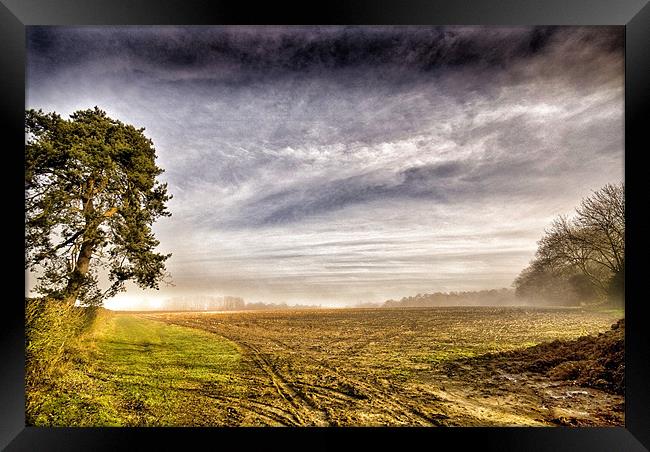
[[515, 183, 624, 305]]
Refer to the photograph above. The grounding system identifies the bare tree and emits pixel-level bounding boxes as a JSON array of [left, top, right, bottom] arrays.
[[515, 183, 624, 305], [574, 183, 624, 274]]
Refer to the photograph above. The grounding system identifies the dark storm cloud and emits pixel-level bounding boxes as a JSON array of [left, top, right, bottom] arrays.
[[27, 26, 622, 85]]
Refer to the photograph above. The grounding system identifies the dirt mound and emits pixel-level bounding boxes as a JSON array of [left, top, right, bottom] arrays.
[[494, 319, 624, 395]]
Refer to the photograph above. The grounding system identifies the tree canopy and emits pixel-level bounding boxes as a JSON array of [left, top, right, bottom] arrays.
[[514, 183, 624, 306], [25, 107, 172, 306]]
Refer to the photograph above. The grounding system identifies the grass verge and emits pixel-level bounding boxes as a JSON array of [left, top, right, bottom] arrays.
[[28, 312, 243, 426]]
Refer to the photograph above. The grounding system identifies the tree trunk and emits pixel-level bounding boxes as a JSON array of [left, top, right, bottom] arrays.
[[63, 181, 96, 305], [63, 239, 94, 305]]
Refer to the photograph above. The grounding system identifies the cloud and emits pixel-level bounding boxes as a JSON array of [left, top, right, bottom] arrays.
[[26, 26, 624, 305], [225, 164, 453, 227], [27, 26, 622, 88]]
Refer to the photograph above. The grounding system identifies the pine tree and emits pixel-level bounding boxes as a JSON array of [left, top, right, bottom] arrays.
[[25, 107, 172, 306]]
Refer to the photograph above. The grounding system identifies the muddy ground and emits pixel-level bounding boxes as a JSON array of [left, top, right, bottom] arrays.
[[143, 307, 623, 426]]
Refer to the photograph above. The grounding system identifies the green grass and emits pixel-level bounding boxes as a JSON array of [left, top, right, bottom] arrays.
[[592, 307, 625, 318], [410, 338, 594, 366], [29, 313, 243, 426]]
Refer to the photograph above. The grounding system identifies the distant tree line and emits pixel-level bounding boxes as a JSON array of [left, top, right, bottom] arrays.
[[242, 302, 321, 311], [383, 288, 516, 308], [514, 183, 624, 307], [164, 295, 246, 311], [157, 296, 320, 311]]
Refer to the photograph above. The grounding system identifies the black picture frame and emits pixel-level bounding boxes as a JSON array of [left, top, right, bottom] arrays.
[[2, 1, 648, 450]]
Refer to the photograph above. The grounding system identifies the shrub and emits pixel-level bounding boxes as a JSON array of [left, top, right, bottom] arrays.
[[25, 297, 99, 420]]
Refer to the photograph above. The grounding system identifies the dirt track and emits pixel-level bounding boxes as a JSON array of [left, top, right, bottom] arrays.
[[142, 307, 623, 426]]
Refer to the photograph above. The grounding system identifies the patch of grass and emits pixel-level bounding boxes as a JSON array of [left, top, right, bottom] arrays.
[[590, 307, 625, 318], [29, 313, 243, 426], [411, 347, 478, 364], [411, 340, 558, 365]]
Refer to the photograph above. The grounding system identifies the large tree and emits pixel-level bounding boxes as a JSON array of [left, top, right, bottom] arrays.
[[25, 107, 172, 306], [514, 183, 624, 305]]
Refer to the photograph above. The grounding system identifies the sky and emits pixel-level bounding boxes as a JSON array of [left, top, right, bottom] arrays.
[[25, 26, 624, 308]]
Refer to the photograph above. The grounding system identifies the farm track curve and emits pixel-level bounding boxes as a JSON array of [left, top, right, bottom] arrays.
[[145, 315, 437, 425]]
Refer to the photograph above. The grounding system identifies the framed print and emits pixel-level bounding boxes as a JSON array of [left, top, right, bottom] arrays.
[[2, 0, 649, 450]]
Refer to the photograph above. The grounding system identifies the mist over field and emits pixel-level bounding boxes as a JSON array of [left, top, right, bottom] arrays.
[[26, 26, 624, 309]]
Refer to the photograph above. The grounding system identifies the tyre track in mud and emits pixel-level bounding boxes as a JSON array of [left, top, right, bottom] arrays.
[[202, 392, 299, 426], [233, 338, 330, 426], [151, 315, 438, 426], [145, 315, 330, 426], [263, 335, 438, 425]]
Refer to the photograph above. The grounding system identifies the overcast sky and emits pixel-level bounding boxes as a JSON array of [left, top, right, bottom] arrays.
[[26, 26, 624, 308]]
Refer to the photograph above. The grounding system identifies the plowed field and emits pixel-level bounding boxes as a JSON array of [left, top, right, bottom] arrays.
[[142, 307, 623, 426]]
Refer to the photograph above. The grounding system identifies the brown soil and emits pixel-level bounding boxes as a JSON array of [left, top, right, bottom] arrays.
[[441, 318, 624, 426], [498, 318, 623, 394], [142, 307, 624, 427]]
